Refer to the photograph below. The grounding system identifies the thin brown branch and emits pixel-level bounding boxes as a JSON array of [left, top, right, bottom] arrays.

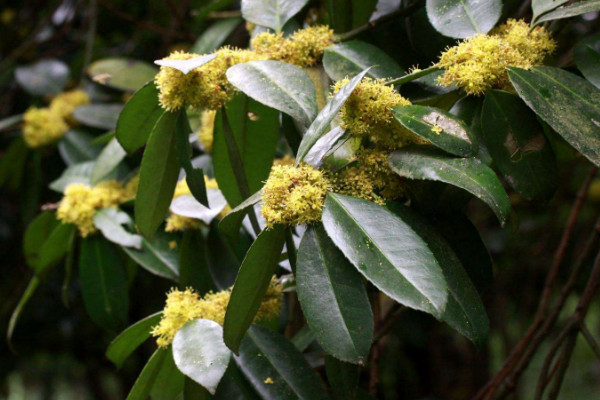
[[580, 323, 600, 360]]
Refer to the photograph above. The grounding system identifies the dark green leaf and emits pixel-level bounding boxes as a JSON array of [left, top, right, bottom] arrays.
[[171, 192, 227, 224], [185, 378, 211, 400], [392, 105, 474, 157], [536, 0, 600, 23], [426, 0, 502, 38], [304, 126, 347, 167], [0, 136, 28, 190], [532, 0, 569, 21], [79, 236, 129, 330], [508, 66, 600, 167], [296, 224, 373, 364], [116, 82, 163, 153], [15, 59, 69, 96], [236, 325, 329, 399], [574, 33, 600, 89], [389, 146, 511, 224], [226, 60, 318, 129], [322, 193, 448, 318], [291, 325, 315, 351], [49, 161, 95, 192], [73, 104, 123, 130], [241, 0, 309, 32], [7, 276, 40, 348], [179, 230, 215, 294], [206, 224, 248, 289], [126, 349, 167, 400], [150, 349, 185, 400], [223, 225, 286, 353], [23, 211, 59, 269], [325, 356, 359, 400], [219, 190, 262, 242], [191, 18, 242, 54], [175, 111, 208, 207], [91, 138, 127, 184], [449, 96, 492, 165], [173, 319, 232, 394], [33, 223, 75, 275], [121, 230, 179, 281], [296, 68, 371, 162], [94, 208, 142, 249], [135, 111, 180, 238], [106, 312, 162, 368], [350, 0, 377, 27], [58, 130, 101, 166], [323, 41, 403, 82], [482, 90, 557, 200], [87, 58, 157, 92]]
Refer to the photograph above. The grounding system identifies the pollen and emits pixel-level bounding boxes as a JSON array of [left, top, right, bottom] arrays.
[[151, 279, 283, 347], [196, 109, 216, 152], [49, 89, 90, 125], [22, 107, 69, 148], [264, 377, 274, 385], [260, 164, 330, 228], [431, 124, 443, 135], [251, 26, 334, 67]]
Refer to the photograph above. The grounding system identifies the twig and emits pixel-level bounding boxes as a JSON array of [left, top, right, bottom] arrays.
[[580, 323, 600, 360], [373, 303, 407, 343], [207, 10, 242, 18]]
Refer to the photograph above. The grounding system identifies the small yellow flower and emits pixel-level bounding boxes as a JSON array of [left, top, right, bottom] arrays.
[[151, 279, 283, 347], [196, 110, 216, 152], [264, 377, 274, 385], [22, 107, 69, 148], [260, 164, 330, 228], [49, 89, 90, 125], [122, 174, 140, 201], [431, 124, 443, 135]]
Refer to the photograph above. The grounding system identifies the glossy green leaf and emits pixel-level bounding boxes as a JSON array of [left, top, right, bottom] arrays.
[[325, 356, 359, 400], [206, 224, 248, 289], [235, 325, 329, 400], [323, 41, 403, 82], [184, 378, 211, 400], [532, 0, 569, 21], [241, 0, 309, 32], [58, 130, 101, 166], [536, 0, 600, 23], [173, 319, 232, 394], [121, 230, 179, 282], [390, 205, 489, 345], [392, 105, 474, 157], [179, 229, 215, 294], [219, 190, 262, 242], [50, 161, 94, 192], [296, 224, 373, 364], [227, 60, 318, 129], [87, 58, 157, 92], [426, 0, 502, 38], [73, 104, 123, 130], [389, 146, 510, 224], [91, 138, 127, 184], [126, 349, 167, 400], [322, 193, 448, 318], [150, 350, 185, 400], [94, 208, 142, 249], [0, 136, 28, 190], [116, 82, 163, 153], [175, 111, 208, 207], [106, 312, 162, 368], [23, 211, 59, 269], [135, 111, 180, 238], [79, 236, 129, 330], [482, 90, 557, 200], [449, 96, 492, 165], [296, 68, 371, 162], [15, 59, 69, 96], [304, 126, 347, 167], [191, 18, 242, 54], [508, 66, 600, 167], [574, 34, 600, 89], [213, 94, 279, 207], [223, 225, 286, 353]]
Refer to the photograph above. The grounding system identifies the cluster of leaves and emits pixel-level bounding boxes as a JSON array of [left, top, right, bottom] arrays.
[[2, 0, 600, 398]]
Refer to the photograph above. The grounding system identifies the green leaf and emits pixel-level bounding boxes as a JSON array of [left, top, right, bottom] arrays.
[[223, 225, 286, 353], [94, 208, 142, 249], [303, 126, 347, 167], [350, 0, 377, 28], [23, 211, 59, 268], [175, 111, 208, 206], [532, 0, 569, 20], [170, 191, 227, 225], [135, 111, 180, 238], [389, 205, 489, 345], [73, 104, 123, 130], [226, 60, 318, 129], [191, 18, 242, 54], [7, 276, 40, 348], [296, 68, 371, 162], [15, 59, 69, 96], [206, 224, 248, 289], [219, 190, 262, 242], [0, 136, 28, 190], [116, 82, 163, 153], [126, 349, 167, 400], [155, 54, 217, 75], [536, 0, 600, 24], [389, 146, 510, 224], [449, 96, 492, 165], [184, 378, 211, 400], [482, 90, 557, 200], [296, 224, 373, 364], [291, 325, 315, 351], [121, 230, 179, 282], [79, 236, 129, 330], [49, 161, 95, 192], [241, 0, 309, 32], [106, 312, 162, 368], [322, 193, 448, 318], [91, 138, 127, 184], [58, 130, 101, 166], [323, 41, 403, 82], [213, 94, 279, 207], [179, 230, 215, 294], [173, 319, 232, 394], [150, 350, 185, 400], [425, 0, 502, 38], [325, 356, 359, 400], [392, 105, 474, 157], [87, 58, 157, 92], [235, 325, 329, 399], [508, 66, 600, 168], [574, 34, 600, 89]]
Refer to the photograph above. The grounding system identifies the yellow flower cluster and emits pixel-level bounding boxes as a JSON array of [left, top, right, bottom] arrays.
[[165, 177, 230, 232], [196, 110, 216, 152], [151, 279, 283, 347], [155, 48, 260, 111], [436, 19, 555, 95], [334, 78, 422, 149], [261, 164, 330, 228], [22, 89, 90, 148], [57, 181, 126, 237], [251, 26, 334, 67]]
